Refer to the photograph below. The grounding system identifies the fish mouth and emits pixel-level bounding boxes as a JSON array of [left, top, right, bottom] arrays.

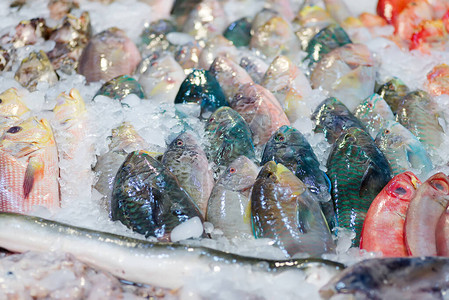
[[403, 171, 420, 189]]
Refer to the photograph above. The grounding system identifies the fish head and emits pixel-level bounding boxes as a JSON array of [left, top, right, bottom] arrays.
[[166, 131, 200, 155], [109, 122, 148, 153], [218, 156, 258, 193], [261, 125, 298, 165], [354, 94, 393, 121], [296, 5, 333, 27], [53, 88, 86, 124], [0, 117, 55, 157], [336, 127, 373, 162], [377, 77, 409, 111], [0, 87, 29, 118], [205, 106, 234, 133], [426, 172, 449, 196], [386, 171, 421, 201], [262, 55, 294, 91]]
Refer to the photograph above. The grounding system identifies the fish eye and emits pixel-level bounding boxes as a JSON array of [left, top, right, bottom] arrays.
[[176, 139, 183, 146], [387, 182, 413, 199], [431, 179, 449, 194], [0, 98, 3, 104], [275, 133, 285, 142], [384, 129, 390, 134], [367, 103, 373, 108], [7, 126, 22, 134], [209, 116, 215, 122], [229, 167, 236, 174]]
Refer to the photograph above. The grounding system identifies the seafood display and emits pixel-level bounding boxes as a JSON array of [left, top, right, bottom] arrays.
[[3, 0, 449, 298]]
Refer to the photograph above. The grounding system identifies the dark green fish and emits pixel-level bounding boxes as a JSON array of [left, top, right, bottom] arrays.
[[312, 97, 367, 144], [304, 24, 352, 66], [111, 150, 204, 240], [326, 127, 392, 247], [396, 90, 445, 151], [261, 125, 331, 203], [174, 69, 228, 118], [320, 257, 449, 300], [140, 19, 176, 47], [376, 77, 410, 113], [251, 161, 335, 257], [171, 0, 202, 27], [95, 75, 145, 100], [205, 106, 256, 168], [223, 17, 252, 47]]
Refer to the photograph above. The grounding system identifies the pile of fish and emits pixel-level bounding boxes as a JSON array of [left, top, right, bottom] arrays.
[[2, 0, 449, 298]]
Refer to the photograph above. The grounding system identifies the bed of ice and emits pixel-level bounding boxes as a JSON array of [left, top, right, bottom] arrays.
[[1, 0, 449, 299]]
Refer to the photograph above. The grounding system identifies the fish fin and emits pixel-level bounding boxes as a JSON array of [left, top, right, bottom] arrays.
[[296, 199, 312, 234], [243, 199, 252, 225], [23, 156, 44, 199], [405, 144, 432, 171], [359, 162, 383, 199]]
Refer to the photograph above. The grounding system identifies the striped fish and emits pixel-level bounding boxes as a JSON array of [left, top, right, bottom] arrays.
[[326, 127, 392, 246]]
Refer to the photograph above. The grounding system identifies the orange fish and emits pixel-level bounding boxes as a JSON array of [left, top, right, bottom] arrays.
[[0, 117, 59, 213], [360, 172, 420, 257], [426, 63, 449, 96]]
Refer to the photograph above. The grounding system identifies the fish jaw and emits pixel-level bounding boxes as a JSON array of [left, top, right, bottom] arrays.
[[405, 172, 449, 256], [0, 88, 30, 118]]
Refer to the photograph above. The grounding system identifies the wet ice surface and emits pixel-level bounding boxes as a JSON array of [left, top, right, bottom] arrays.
[[1, 0, 449, 298]]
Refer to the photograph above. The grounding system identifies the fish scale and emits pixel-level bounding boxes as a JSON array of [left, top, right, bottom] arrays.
[[327, 127, 392, 246]]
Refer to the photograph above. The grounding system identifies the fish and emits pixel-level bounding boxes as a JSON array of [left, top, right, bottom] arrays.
[[437, 205, 449, 256], [137, 53, 185, 103], [206, 156, 258, 238], [377, 0, 408, 25], [260, 125, 332, 205], [182, 0, 228, 41], [46, 11, 91, 73], [231, 83, 290, 146], [327, 127, 392, 247], [250, 16, 299, 60], [0, 212, 345, 290], [0, 117, 59, 213], [111, 150, 204, 240], [293, 5, 335, 51], [209, 55, 253, 103], [94, 122, 150, 211], [11, 18, 50, 48], [14, 50, 58, 91], [174, 69, 228, 118], [204, 106, 256, 169], [0, 46, 10, 72], [78, 27, 141, 83], [320, 256, 449, 300], [139, 19, 176, 57], [174, 41, 203, 74], [304, 24, 352, 66], [353, 93, 395, 138], [0, 88, 30, 133], [404, 172, 449, 256], [261, 55, 312, 122], [223, 17, 252, 47], [425, 63, 449, 96], [48, 0, 79, 20], [239, 55, 269, 84], [310, 43, 376, 111], [360, 172, 421, 257], [162, 132, 214, 216], [395, 90, 445, 152], [312, 97, 367, 144], [376, 77, 410, 113], [251, 161, 335, 257], [323, 0, 353, 25], [171, 0, 202, 28], [96, 75, 145, 100], [198, 35, 239, 69], [375, 120, 433, 177]]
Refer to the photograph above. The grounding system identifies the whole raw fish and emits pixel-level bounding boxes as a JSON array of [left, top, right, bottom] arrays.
[[209, 56, 253, 103], [327, 127, 392, 246], [206, 156, 258, 238], [111, 150, 204, 240], [94, 122, 149, 210], [312, 97, 367, 144], [396, 90, 445, 152], [0, 212, 344, 290], [261, 125, 331, 203], [0, 117, 59, 213], [14, 51, 58, 91], [375, 120, 433, 177], [353, 93, 395, 138], [96, 75, 145, 100], [137, 53, 185, 103], [162, 132, 214, 216], [198, 35, 238, 69], [174, 69, 228, 118], [376, 77, 410, 113], [360, 172, 421, 257], [251, 161, 335, 257], [310, 43, 376, 111], [320, 257, 449, 300], [78, 27, 141, 83], [204, 106, 256, 169], [139, 19, 175, 57], [223, 17, 252, 47], [405, 172, 449, 256], [0, 88, 29, 133], [426, 63, 449, 96], [231, 83, 290, 146], [239, 55, 269, 84]]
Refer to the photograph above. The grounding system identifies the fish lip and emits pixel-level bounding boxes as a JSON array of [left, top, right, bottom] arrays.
[[402, 171, 420, 189]]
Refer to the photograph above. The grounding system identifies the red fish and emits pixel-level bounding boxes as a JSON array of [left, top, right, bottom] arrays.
[[436, 205, 449, 256], [376, 0, 408, 24], [360, 172, 420, 257], [405, 172, 449, 256]]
